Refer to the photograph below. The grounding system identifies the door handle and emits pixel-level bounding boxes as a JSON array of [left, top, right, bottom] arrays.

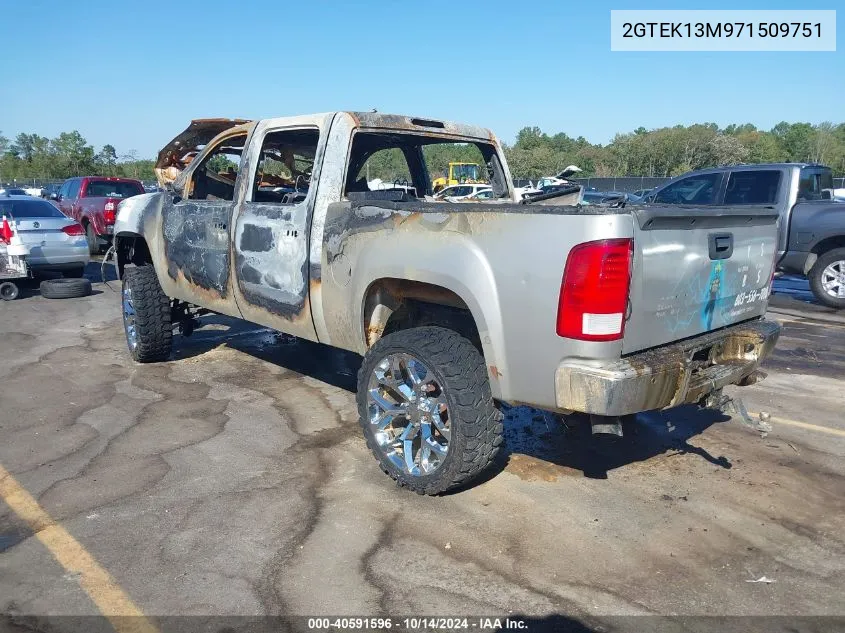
[[708, 232, 733, 260]]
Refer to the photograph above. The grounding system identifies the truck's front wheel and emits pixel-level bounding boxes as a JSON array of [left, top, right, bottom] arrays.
[[357, 326, 503, 495], [809, 247, 845, 309], [122, 266, 172, 362]]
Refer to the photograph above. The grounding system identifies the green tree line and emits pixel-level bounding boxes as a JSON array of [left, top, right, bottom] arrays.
[[2, 121, 843, 185], [505, 121, 845, 179], [0, 131, 155, 183]]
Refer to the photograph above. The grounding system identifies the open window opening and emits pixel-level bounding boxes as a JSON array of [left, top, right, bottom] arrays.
[[251, 128, 320, 204], [187, 133, 247, 201], [343, 132, 508, 201]]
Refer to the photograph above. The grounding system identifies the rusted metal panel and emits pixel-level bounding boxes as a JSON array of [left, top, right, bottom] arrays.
[[233, 202, 309, 318], [162, 200, 232, 297], [156, 121, 255, 189], [555, 319, 781, 415], [349, 112, 492, 141], [228, 113, 335, 341]]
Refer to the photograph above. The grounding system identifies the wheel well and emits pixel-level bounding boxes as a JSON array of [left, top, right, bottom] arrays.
[[811, 236, 845, 256], [363, 279, 482, 352], [115, 235, 153, 279]]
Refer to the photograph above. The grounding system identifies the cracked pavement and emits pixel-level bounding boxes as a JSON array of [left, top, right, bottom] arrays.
[[0, 274, 843, 631]]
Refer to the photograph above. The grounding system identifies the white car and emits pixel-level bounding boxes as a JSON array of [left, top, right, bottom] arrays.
[[513, 181, 541, 200], [1, 195, 90, 277], [434, 184, 491, 202]]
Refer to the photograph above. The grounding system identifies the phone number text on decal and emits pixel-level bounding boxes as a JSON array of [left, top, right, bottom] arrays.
[[622, 22, 823, 39]]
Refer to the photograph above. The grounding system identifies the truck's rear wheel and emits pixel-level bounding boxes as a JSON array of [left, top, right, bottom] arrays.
[[122, 266, 172, 362], [357, 326, 503, 495], [85, 222, 100, 255], [809, 247, 845, 309]]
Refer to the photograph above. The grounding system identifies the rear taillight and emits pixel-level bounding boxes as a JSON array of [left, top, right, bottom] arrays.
[[556, 238, 633, 341], [62, 223, 85, 236], [104, 200, 116, 224]]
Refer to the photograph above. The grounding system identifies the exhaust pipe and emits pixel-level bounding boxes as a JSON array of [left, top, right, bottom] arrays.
[[590, 415, 624, 437]]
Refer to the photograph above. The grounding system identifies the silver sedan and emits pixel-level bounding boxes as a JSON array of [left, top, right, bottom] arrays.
[[1, 195, 90, 277]]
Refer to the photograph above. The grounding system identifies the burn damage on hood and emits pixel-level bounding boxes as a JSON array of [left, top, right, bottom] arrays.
[[155, 118, 252, 188]]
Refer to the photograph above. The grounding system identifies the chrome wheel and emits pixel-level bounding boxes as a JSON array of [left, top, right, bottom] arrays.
[[367, 353, 451, 476], [122, 286, 138, 350], [821, 260, 845, 299]]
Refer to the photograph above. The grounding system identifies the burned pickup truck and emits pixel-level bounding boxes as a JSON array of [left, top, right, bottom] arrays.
[[114, 112, 780, 494]]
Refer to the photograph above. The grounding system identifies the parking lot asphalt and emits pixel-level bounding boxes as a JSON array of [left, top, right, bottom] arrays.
[[0, 270, 843, 631]]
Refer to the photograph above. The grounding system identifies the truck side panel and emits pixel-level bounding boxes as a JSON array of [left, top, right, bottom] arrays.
[[319, 201, 633, 407], [786, 201, 845, 254]]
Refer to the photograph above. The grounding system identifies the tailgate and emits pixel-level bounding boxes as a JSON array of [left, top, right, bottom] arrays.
[[622, 205, 779, 355]]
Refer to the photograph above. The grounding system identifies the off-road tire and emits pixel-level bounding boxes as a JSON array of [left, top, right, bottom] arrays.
[[808, 247, 845, 309], [85, 222, 100, 255], [39, 278, 92, 299], [122, 266, 172, 362], [357, 326, 503, 495]]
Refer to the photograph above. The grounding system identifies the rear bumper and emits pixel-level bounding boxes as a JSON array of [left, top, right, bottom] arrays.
[[29, 262, 88, 273], [27, 248, 90, 270], [555, 319, 781, 416]]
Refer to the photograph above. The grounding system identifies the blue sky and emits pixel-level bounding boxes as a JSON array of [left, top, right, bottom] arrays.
[[0, 0, 841, 158]]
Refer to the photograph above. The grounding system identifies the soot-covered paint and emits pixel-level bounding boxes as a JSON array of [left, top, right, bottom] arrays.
[[234, 202, 310, 319], [161, 200, 232, 296]]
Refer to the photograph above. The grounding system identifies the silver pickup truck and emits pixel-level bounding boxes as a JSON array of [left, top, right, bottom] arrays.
[[114, 112, 780, 494]]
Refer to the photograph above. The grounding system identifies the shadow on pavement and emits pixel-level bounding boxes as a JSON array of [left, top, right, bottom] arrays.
[[170, 316, 734, 484], [499, 405, 731, 481]]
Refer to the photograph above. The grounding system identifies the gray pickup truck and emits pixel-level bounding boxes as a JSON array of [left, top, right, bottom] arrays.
[[646, 163, 845, 308], [114, 112, 780, 494]]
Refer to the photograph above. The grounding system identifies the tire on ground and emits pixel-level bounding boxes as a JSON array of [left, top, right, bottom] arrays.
[[122, 265, 172, 363], [808, 247, 845, 309], [357, 326, 503, 495], [0, 282, 19, 301], [39, 278, 92, 299]]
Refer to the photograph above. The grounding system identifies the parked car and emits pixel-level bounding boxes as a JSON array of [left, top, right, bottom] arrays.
[[457, 188, 498, 202], [433, 183, 491, 201], [632, 188, 654, 198], [0, 195, 90, 277], [114, 112, 780, 494], [56, 177, 145, 254], [581, 191, 628, 206], [645, 163, 845, 308], [513, 181, 541, 201], [42, 183, 63, 200], [0, 188, 29, 196]]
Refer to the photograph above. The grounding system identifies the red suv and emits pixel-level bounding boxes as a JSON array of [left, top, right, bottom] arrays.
[[56, 177, 145, 254]]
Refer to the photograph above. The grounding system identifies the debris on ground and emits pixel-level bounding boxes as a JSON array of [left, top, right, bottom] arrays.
[[746, 576, 776, 583]]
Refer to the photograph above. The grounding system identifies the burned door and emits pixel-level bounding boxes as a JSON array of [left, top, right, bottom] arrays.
[[160, 132, 249, 316], [231, 120, 327, 340]]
